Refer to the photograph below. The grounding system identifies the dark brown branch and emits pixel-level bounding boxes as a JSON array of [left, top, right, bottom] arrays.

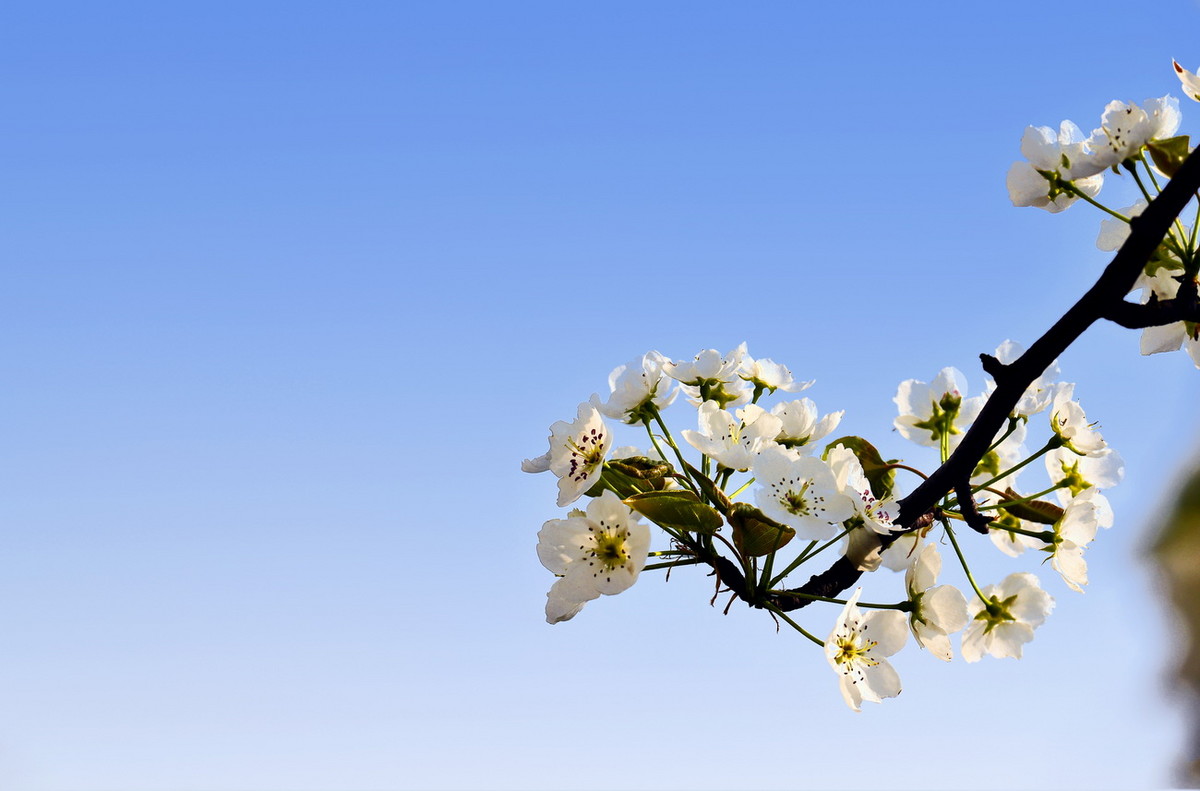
[[746, 147, 1200, 612], [1103, 277, 1200, 328], [955, 480, 991, 533]]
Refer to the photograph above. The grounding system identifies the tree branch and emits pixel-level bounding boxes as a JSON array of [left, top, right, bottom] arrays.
[[754, 147, 1200, 611]]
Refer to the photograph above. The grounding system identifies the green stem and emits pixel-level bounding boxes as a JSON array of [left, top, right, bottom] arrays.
[[882, 462, 928, 480], [647, 409, 698, 493], [976, 481, 1066, 511], [944, 522, 988, 604], [971, 437, 1061, 493], [987, 522, 1053, 543], [986, 417, 1021, 455], [1063, 181, 1127, 221], [769, 590, 913, 611], [1127, 160, 1156, 203], [727, 477, 755, 499], [770, 541, 818, 588], [643, 558, 709, 572], [761, 602, 825, 647]]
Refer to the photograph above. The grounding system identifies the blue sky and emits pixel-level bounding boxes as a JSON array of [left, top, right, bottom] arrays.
[[2, 2, 1200, 789]]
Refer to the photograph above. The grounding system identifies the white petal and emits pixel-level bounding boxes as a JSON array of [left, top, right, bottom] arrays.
[[864, 610, 908, 657], [924, 584, 970, 633], [860, 659, 902, 702]]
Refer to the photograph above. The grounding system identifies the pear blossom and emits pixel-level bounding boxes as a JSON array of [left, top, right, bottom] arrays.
[[894, 367, 984, 451], [664, 343, 750, 408], [1086, 96, 1181, 170], [1047, 488, 1111, 593], [752, 445, 854, 540], [593, 351, 677, 425], [1006, 121, 1104, 212], [1049, 386, 1107, 456], [523, 402, 614, 507], [1045, 446, 1124, 504], [771, 398, 843, 455], [905, 544, 969, 661], [536, 490, 651, 623], [962, 572, 1055, 662], [682, 401, 782, 471], [827, 444, 901, 535], [825, 588, 907, 711], [1174, 59, 1200, 102], [738, 356, 813, 397]]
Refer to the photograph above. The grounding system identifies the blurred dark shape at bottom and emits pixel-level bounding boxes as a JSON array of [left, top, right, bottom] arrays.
[[1153, 457, 1200, 788]]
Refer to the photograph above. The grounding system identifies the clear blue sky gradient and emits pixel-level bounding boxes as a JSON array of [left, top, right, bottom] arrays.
[[3, 2, 1200, 789]]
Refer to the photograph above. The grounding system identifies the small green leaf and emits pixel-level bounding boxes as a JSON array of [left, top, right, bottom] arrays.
[[608, 456, 673, 481], [1002, 487, 1064, 525], [729, 503, 795, 557], [624, 491, 724, 534], [1148, 135, 1191, 178], [683, 461, 734, 514], [823, 435, 897, 500], [586, 464, 658, 499]]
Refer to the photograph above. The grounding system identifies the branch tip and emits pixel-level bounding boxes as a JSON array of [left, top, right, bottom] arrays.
[[979, 353, 1006, 379]]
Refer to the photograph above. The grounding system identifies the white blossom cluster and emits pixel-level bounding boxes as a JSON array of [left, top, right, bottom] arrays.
[[1009, 59, 1200, 367], [523, 335, 1122, 711], [520, 59, 1199, 711]]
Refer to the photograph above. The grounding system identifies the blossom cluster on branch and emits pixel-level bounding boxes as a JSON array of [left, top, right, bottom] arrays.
[[522, 60, 1200, 711]]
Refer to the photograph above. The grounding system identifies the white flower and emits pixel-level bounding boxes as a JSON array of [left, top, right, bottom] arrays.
[[962, 572, 1054, 662], [682, 401, 782, 472], [1175, 59, 1200, 102], [894, 367, 984, 450], [523, 402, 614, 507], [1045, 446, 1124, 505], [536, 490, 651, 623], [738, 356, 813, 396], [664, 343, 750, 407], [827, 444, 901, 535], [593, 351, 677, 425], [825, 588, 907, 711], [752, 445, 854, 540], [1086, 96, 1181, 170], [905, 544, 969, 661], [1049, 386, 1106, 456], [1048, 489, 1110, 593], [771, 398, 843, 455], [1006, 121, 1104, 212]]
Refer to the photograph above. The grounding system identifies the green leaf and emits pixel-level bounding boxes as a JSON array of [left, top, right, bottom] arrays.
[[623, 491, 724, 534], [729, 503, 795, 557], [823, 435, 897, 500], [1148, 135, 1191, 178], [1002, 487, 1064, 525]]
